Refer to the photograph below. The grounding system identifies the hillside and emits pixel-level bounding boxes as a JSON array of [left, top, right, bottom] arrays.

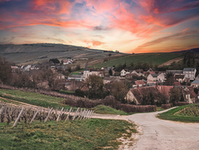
[[92, 53, 184, 68], [0, 43, 126, 65]]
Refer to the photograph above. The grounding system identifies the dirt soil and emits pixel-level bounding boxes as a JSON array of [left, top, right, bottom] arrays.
[[158, 57, 183, 67]]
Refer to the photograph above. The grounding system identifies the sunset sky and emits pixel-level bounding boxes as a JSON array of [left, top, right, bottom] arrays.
[[0, 0, 199, 53]]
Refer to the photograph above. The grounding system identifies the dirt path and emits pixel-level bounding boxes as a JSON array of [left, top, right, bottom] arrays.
[[128, 108, 199, 150], [158, 57, 183, 67]]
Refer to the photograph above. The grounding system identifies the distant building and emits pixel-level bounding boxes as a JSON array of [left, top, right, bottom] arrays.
[[191, 79, 199, 88], [183, 68, 196, 80]]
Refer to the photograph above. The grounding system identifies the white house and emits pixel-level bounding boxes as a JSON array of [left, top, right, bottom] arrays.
[[120, 69, 130, 77], [82, 70, 101, 80], [157, 73, 165, 82], [147, 74, 158, 83], [183, 68, 196, 80]]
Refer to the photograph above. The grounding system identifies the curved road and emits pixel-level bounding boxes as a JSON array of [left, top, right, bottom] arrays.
[[128, 109, 199, 150]]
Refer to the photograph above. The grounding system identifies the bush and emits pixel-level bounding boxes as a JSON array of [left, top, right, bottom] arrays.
[[62, 96, 156, 113], [176, 102, 189, 106], [161, 103, 173, 109]]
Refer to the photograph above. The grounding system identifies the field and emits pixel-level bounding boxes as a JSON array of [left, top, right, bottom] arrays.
[[93, 53, 183, 68], [0, 119, 136, 150], [0, 89, 127, 115], [157, 104, 199, 123], [0, 89, 68, 109]]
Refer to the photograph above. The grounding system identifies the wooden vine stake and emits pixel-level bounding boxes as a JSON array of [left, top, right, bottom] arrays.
[[56, 107, 64, 121], [44, 108, 53, 123], [30, 107, 41, 124], [65, 107, 72, 121], [12, 107, 24, 127], [72, 107, 79, 120]]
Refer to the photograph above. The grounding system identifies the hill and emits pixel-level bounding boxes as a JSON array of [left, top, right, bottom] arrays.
[[0, 43, 126, 65], [92, 53, 184, 68]]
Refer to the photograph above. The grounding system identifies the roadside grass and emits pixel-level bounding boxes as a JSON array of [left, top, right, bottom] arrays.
[[156, 107, 165, 111], [92, 105, 128, 115], [157, 104, 199, 123], [0, 119, 136, 150], [93, 53, 183, 68]]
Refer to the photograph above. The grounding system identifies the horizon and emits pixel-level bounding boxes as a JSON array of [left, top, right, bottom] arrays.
[[0, 0, 199, 53]]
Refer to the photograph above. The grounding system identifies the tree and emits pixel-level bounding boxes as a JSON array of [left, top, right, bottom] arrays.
[[85, 75, 104, 99], [75, 64, 81, 71], [141, 92, 155, 105], [169, 87, 182, 105], [165, 72, 174, 85], [0, 57, 12, 83], [110, 81, 128, 103], [109, 69, 112, 76], [49, 58, 60, 64]]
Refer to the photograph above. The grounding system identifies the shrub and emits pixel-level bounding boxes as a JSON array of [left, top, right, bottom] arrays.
[[161, 103, 173, 109], [176, 102, 189, 106]]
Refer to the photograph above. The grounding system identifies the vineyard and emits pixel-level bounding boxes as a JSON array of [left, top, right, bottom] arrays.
[[174, 104, 199, 117], [0, 101, 93, 127]]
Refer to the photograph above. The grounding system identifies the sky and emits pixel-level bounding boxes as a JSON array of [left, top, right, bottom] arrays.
[[0, 0, 199, 53]]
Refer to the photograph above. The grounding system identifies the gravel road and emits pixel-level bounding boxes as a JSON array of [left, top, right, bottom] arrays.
[[128, 109, 199, 150]]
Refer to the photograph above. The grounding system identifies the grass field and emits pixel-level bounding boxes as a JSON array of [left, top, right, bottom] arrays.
[[92, 105, 128, 115], [0, 89, 69, 109], [0, 89, 128, 115], [0, 119, 136, 150], [93, 53, 183, 68], [158, 104, 199, 123]]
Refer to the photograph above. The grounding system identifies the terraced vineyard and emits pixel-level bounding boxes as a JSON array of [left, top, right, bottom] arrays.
[[174, 104, 199, 117], [158, 104, 199, 122]]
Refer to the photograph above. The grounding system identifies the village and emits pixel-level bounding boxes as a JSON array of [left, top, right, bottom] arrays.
[[7, 57, 199, 106]]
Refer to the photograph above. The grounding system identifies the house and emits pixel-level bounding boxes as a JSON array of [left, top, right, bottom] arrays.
[[181, 86, 197, 103], [191, 79, 199, 88], [157, 73, 165, 82], [57, 73, 65, 80], [175, 75, 185, 83], [183, 68, 196, 80], [156, 85, 173, 99], [147, 74, 158, 83], [63, 59, 73, 65], [135, 80, 145, 88], [166, 70, 183, 75], [68, 74, 83, 81], [120, 69, 130, 77], [82, 70, 103, 80], [125, 87, 159, 104], [21, 65, 31, 71], [174, 82, 181, 86]]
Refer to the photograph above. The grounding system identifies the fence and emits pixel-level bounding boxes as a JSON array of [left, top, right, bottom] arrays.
[[0, 101, 94, 127]]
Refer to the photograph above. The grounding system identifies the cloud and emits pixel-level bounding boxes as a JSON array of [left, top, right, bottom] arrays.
[[47, 37, 67, 43], [83, 40, 105, 47], [133, 29, 199, 51]]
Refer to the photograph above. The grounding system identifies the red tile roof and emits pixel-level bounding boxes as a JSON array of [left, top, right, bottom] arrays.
[[135, 80, 145, 85], [157, 86, 173, 97]]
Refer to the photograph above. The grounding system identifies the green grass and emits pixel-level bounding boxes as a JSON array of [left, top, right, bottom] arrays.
[[157, 104, 199, 123], [0, 89, 71, 109], [59, 89, 75, 95], [0, 119, 136, 150], [156, 107, 165, 111], [93, 53, 183, 68], [92, 105, 128, 115]]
